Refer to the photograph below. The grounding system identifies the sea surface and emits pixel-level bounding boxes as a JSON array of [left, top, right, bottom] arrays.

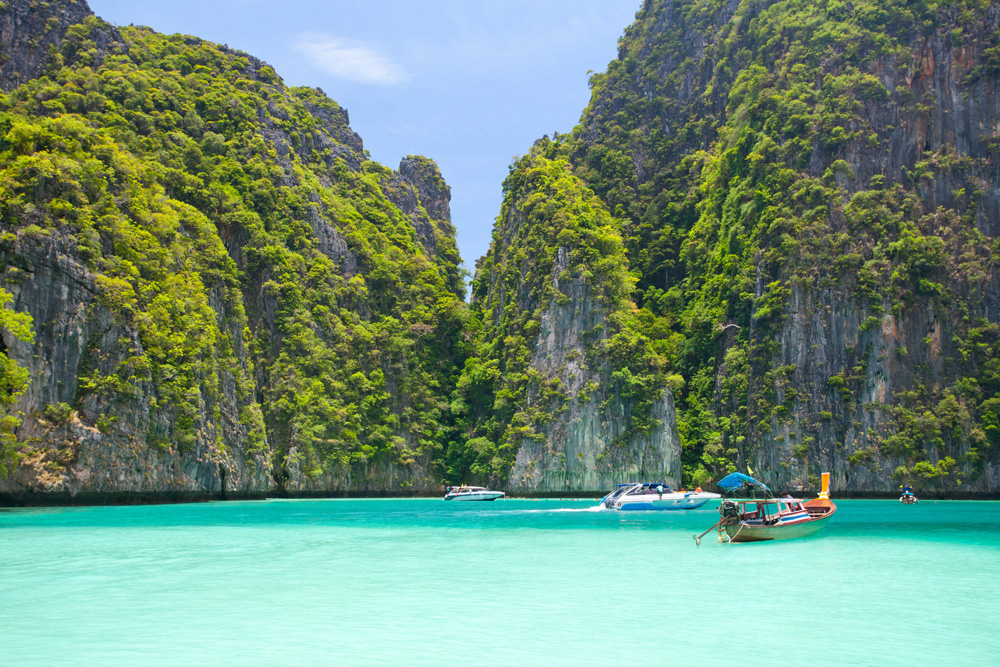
[[1, 497, 998, 666]]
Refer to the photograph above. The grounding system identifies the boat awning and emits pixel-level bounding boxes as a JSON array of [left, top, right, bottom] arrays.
[[717, 472, 770, 491]]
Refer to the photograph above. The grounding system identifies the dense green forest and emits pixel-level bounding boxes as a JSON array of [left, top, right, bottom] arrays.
[[540, 0, 1000, 489], [447, 148, 672, 485], [2, 0, 999, 497], [0, 11, 467, 493], [0, 286, 33, 476]]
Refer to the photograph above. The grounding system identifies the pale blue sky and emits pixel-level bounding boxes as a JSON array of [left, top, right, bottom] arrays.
[[87, 0, 641, 282]]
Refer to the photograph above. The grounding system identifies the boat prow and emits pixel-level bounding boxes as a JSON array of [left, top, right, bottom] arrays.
[[700, 471, 837, 544]]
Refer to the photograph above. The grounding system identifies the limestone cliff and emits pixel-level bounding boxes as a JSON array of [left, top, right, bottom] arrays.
[[451, 151, 681, 493], [0, 0, 95, 90], [1, 222, 270, 503], [384, 155, 464, 298], [0, 0, 465, 502], [508, 246, 680, 493], [563, 0, 1000, 496]]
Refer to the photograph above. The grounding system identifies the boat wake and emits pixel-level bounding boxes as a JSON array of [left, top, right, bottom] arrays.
[[512, 505, 605, 514]]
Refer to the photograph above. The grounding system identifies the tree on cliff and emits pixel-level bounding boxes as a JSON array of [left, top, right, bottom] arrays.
[[0, 287, 33, 476], [0, 8, 467, 496], [545, 0, 1000, 492]]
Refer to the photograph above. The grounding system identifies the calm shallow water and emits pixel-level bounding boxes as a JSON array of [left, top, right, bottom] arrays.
[[1, 498, 997, 666]]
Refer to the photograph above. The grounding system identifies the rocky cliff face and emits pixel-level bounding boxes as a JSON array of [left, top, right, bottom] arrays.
[[384, 155, 464, 298], [1, 224, 274, 501], [0, 0, 465, 502], [452, 152, 681, 492], [562, 0, 1000, 495], [508, 247, 680, 493], [766, 278, 1000, 496], [6, 0, 997, 502], [0, 0, 94, 90]]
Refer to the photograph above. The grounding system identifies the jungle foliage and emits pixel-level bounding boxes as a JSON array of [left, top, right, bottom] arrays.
[[0, 17, 467, 482], [447, 149, 666, 484], [0, 287, 33, 477], [3, 0, 999, 494], [551, 0, 1000, 488]]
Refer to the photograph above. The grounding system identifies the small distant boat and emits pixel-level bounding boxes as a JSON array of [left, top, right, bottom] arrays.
[[900, 486, 919, 504], [443, 486, 505, 501], [601, 482, 721, 510], [694, 472, 837, 545]]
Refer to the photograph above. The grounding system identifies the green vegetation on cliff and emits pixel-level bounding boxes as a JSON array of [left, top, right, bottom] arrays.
[[3, 0, 999, 496], [0, 16, 466, 487], [448, 147, 666, 484], [554, 0, 1000, 490], [0, 287, 33, 476]]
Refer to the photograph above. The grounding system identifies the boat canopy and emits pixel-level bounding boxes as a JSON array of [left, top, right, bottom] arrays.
[[730, 497, 796, 504], [717, 472, 770, 491]]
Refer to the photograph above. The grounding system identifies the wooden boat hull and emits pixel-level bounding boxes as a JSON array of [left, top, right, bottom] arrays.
[[723, 511, 834, 543]]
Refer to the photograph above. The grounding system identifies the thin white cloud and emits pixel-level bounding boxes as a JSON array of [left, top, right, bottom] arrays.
[[294, 33, 407, 85]]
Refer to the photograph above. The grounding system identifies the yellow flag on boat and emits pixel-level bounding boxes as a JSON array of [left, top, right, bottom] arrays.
[[747, 463, 754, 476]]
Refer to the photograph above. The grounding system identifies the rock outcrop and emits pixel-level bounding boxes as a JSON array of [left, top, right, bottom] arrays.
[[0, 0, 96, 90], [453, 152, 682, 492], [0, 0, 465, 503], [5, 0, 998, 503], [508, 247, 680, 493], [385, 155, 464, 298], [563, 0, 1000, 496], [0, 225, 272, 501]]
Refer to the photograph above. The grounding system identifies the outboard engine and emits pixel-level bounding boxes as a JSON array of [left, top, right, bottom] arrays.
[[602, 486, 630, 509], [719, 500, 740, 523]]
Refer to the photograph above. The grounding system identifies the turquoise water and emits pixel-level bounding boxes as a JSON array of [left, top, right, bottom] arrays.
[[1, 498, 998, 666]]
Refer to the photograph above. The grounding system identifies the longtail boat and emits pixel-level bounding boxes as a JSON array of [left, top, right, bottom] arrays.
[[693, 472, 837, 545]]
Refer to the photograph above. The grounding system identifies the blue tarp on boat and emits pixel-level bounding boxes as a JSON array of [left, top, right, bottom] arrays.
[[716, 472, 770, 491]]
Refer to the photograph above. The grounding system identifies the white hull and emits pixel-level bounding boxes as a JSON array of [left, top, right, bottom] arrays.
[[606, 491, 721, 511], [444, 491, 505, 501]]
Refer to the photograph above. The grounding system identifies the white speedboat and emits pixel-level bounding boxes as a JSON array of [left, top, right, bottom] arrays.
[[443, 486, 505, 501], [602, 482, 720, 510]]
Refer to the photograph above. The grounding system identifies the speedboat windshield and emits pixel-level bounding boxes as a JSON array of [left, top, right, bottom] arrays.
[[605, 486, 632, 501], [626, 483, 674, 495]]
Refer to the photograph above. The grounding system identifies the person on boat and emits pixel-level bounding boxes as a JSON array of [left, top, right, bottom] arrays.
[[783, 492, 793, 500]]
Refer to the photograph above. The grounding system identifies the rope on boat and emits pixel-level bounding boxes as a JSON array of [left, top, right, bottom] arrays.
[[697, 499, 750, 545], [714, 513, 748, 544], [715, 499, 744, 544], [726, 521, 747, 543]]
